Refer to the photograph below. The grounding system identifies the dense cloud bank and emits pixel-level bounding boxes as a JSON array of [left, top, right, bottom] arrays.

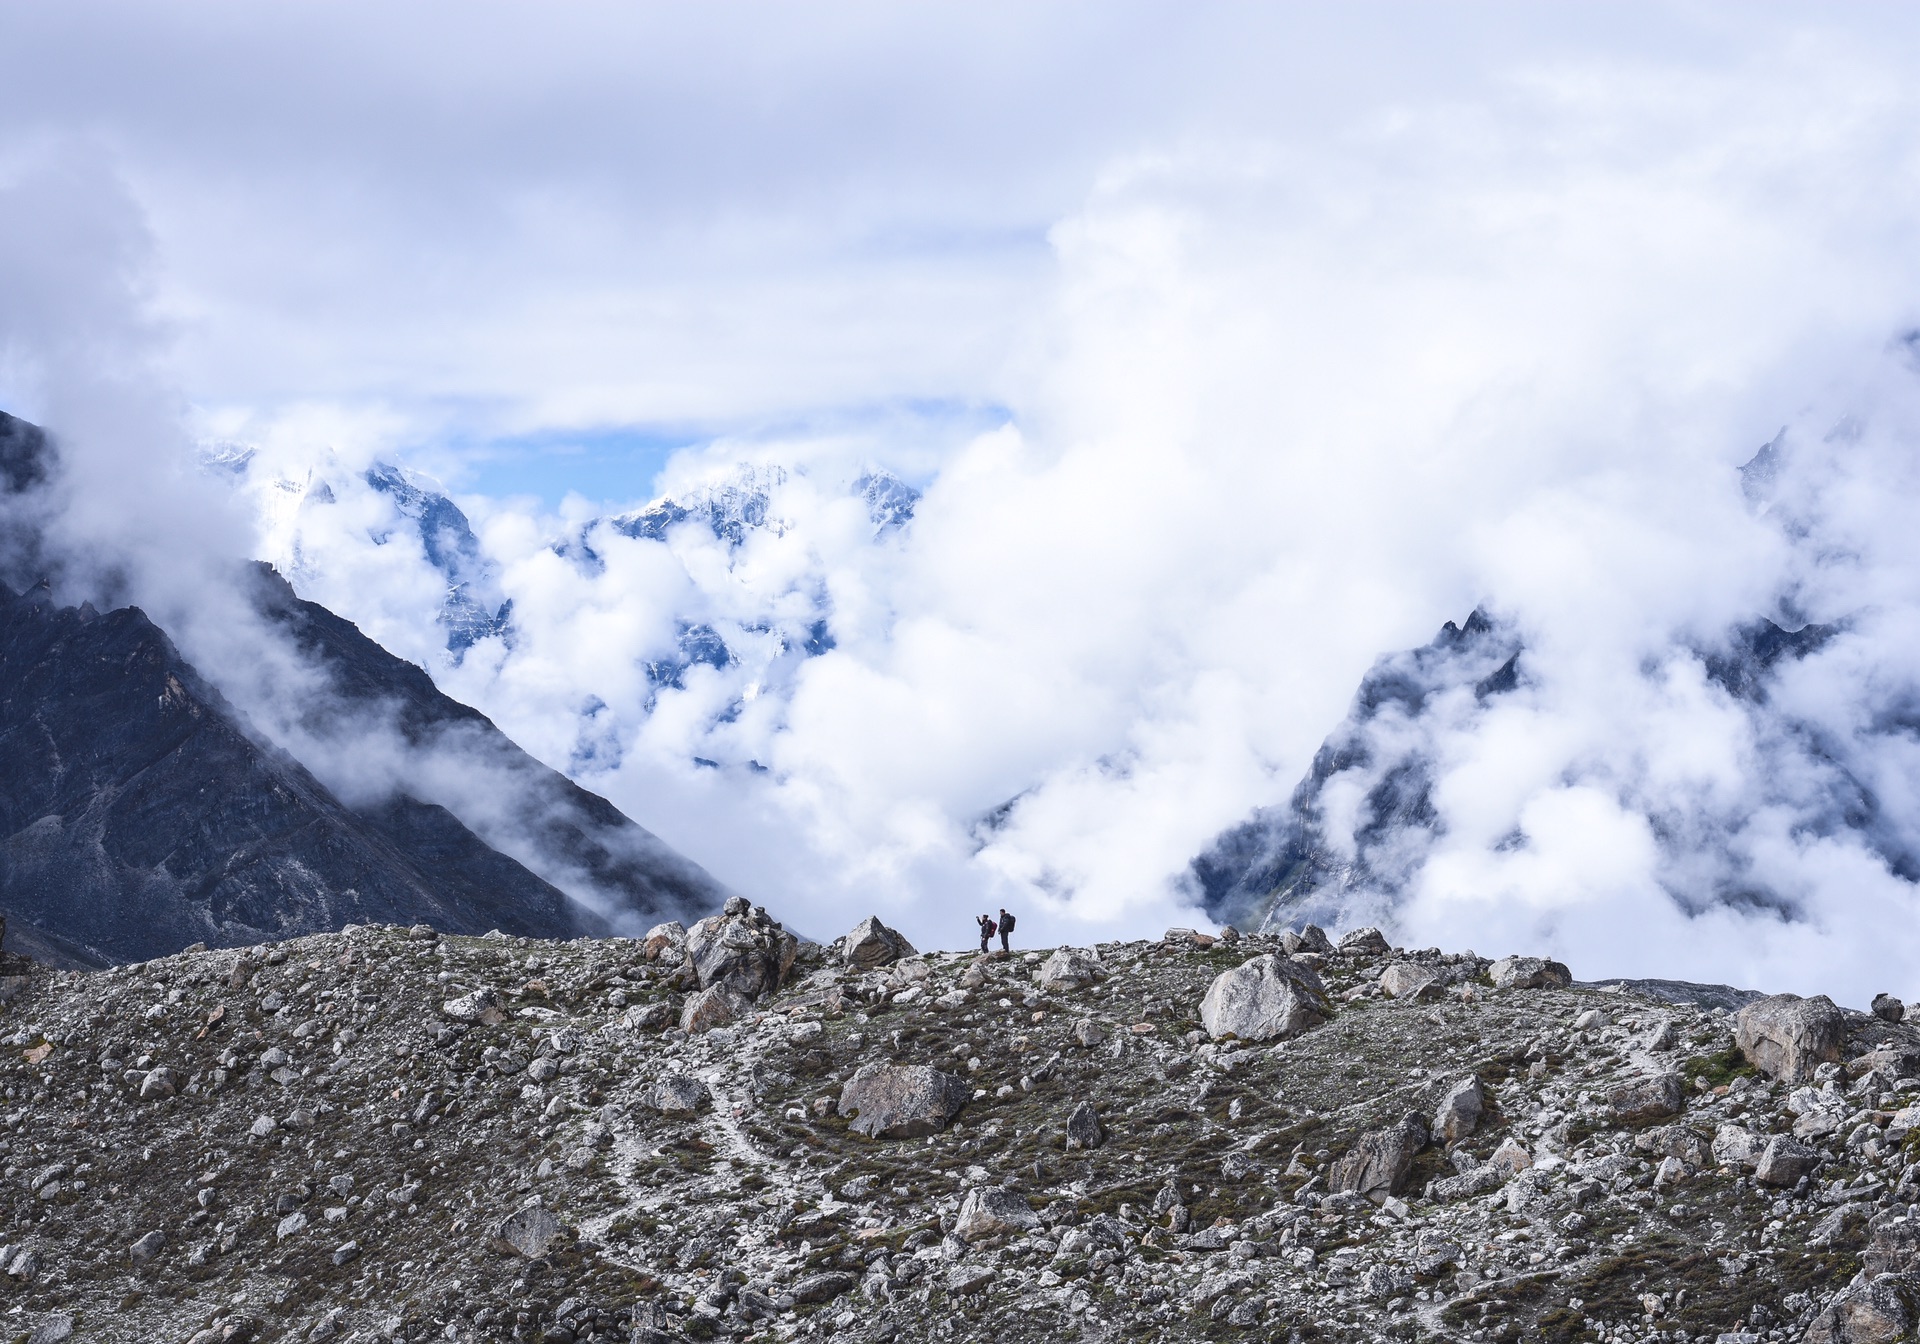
[[10, 15, 1920, 997]]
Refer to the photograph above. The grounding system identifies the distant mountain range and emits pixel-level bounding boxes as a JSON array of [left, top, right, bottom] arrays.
[[0, 412, 725, 965]]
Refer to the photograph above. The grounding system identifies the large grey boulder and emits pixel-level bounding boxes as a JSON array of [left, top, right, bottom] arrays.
[[1754, 1134, 1821, 1188], [835, 916, 916, 969], [1873, 993, 1907, 1024], [494, 1204, 564, 1259], [838, 1064, 969, 1139], [645, 1074, 709, 1118], [684, 897, 798, 1001], [954, 1187, 1041, 1241], [1035, 949, 1105, 992], [1280, 925, 1333, 955], [1805, 1273, 1920, 1344], [1380, 962, 1440, 1000], [1488, 956, 1571, 990], [1608, 1073, 1685, 1124], [1711, 1123, 1768, 1170], [679, 985, 745, 1034], [1199, 955, 1331, 1042], [1327, 1114, 1428, 1200], [1433, 1076, 1485, 1144], [1735, 994, 1846, 1084], [1338, 927, 1392, 956], [1065, 1101, 1105, 1151]]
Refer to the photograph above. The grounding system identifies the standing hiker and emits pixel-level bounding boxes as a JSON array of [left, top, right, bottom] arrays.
[[976, 913, 996, 954], [997, 907, 1015, 953]]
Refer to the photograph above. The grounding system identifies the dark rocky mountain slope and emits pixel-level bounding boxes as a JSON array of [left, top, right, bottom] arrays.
[[0, 579, 599, 963]]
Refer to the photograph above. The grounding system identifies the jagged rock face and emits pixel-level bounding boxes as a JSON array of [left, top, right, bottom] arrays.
[[1327, 1114, 1428, 1199], [1737, 993, 1848, 1083], [0, 581, 595, 963], [0, 918, 1908, 1341], [1198, 954, 1330, 1042]]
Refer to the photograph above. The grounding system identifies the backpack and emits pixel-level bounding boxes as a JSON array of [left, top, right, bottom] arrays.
[[983, 919, 997, 937], [1000, 912, 1016, 934]]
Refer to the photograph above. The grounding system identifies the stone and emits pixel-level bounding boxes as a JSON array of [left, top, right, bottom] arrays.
[[1608, 1072, 1685, 1123], [1338, 927, 1391, 956], [1433, 1076, 1485, 1144], [642, 921, 687, 961], [25, 1318, 72, 1344], [1805, 1274, 1920, 1344], [495, 1204, 565, 1259], [946, 1265, 995, 1295], [1712, 1124, 1768, 1169], [1198, 955, 1330, 1042], [679, 985, 744, 1034], [1734, 993, 1846, 1084], [684, 902, 798, 1001], [647, 1074, 709, 1118], [1754, 1134, 1822, 1188], [1280, 925, 1334, 955], [1485, 1136, 1533, 1176], [1071, 1019, 1110, 1049], [1065, 1100, 1105, 1151], [1327, 1114, 1428, 1200], [791, 1271, 855, 1304], [835, 916, 917, 969], [954, 1187, 1041, 1241], [276, 1211, 308, 1240], [128, 1230, 165, 1267], [1379, 962, 1440, 1000], [1488, 956, 1572, 990], [837, 1064, 969, 1139], [1874, 993, 1906, 1024], [138, 1066, 177, 1099], [331, 1240, 360, 1267], [1035, 949, 1104, 991], [441, 989, 506, 1027]]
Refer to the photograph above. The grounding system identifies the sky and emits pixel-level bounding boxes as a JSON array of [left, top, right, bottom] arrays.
[[8, 5, 1920, 996]]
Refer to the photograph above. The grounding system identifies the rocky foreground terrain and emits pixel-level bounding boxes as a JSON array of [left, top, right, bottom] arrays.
[[0, 900, 1914, 1343]]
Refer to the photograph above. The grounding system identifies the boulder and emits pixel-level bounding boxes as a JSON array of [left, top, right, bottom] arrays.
[[494, 1203, 564, 1258], [128, 1230, 164, 1267], [838, 1064, 969, 1139], [1380, 962, 1441, 1000], [1327, 1114, 1428, 1200], [1805, 1274, 1920, 1344], [1735, 994, 1846, 1084], [1864, 1211, 1920, 1280], [441, 989, 507, 1027], [834, 916, 916, 970], [1608, 1073, 1685, 1124], [1874, 993, 1907, 1024], [1433, 1076, 1485, 1144], [679, 986, 744, 1034], [1035, 949, 1105, 991], [1489, 956, 1572, 990], [1280, 925, 1334, 955], [791, 1272, 855, 1304], [1338, 927, 1392, 957], [1065, 1101, 1105, 1151], [684, 898, 798, 1001], [645, 1074, 709, 1118], [1198, 955, 1331, 1042], [1485, 1136, 1533, 1177], [954, 1187, 1041, 1241], [1754, 1134, 1821, 1188], [642, 921, 687, 962]]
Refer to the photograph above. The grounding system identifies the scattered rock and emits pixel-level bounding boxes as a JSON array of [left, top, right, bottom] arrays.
[[1873, 993, 1906, 1024], [680, 985, 744, 1034], [1735, 993, 1846, 1083], [1488, 955, 1572, 990], [441, 988, 507, 1026], [1198, 954, 1330, 1042], [791, 1271, 855, 1304], [646, 1074, 710, 1118], [1754, 1134, 1822, 1187], [128, 1230, 164, 1267], [1279, 925, 1333, 955], [837, 1064, 969, 1139]]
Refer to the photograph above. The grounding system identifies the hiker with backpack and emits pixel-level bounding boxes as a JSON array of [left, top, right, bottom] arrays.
[[976, 913, 996, 954], [998, 907, 1016, 953]]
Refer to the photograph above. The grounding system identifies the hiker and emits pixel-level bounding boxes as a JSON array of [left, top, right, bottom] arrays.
[[976, 913, 996, 954], [998, 907, 1015, 953]]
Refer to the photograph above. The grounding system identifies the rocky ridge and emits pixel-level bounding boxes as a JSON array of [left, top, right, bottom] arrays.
[[0, 912, 1912, 1342]]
